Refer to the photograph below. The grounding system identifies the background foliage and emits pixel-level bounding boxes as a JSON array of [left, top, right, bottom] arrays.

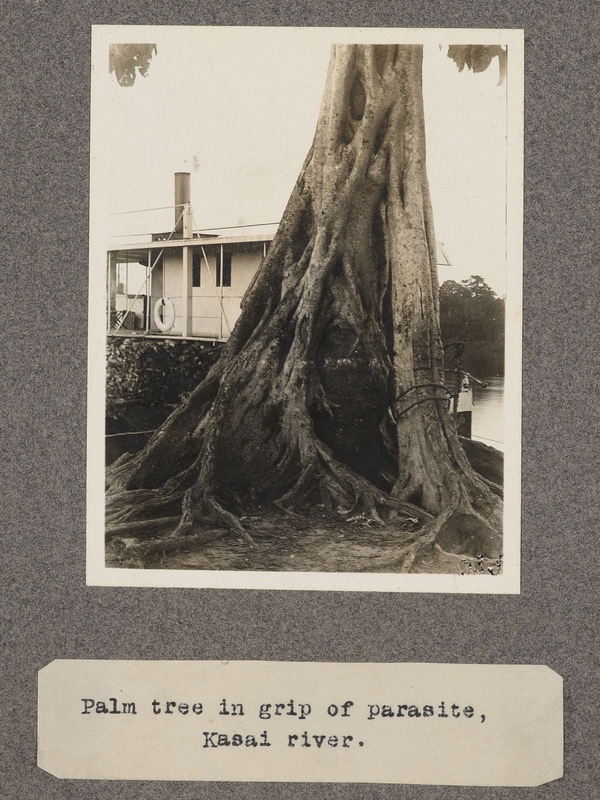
[[439, 275, 505, 377]]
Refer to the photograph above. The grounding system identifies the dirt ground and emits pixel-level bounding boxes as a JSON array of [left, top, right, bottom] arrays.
[[106, 507, 502, 576]]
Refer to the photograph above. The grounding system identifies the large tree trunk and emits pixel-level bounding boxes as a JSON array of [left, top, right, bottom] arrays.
[[106, 44, 502, 569]]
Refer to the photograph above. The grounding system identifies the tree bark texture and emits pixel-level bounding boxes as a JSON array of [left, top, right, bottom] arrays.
[[106, 44, 503, 567]]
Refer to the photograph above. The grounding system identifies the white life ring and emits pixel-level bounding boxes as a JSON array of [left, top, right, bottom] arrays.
[[153, 297, 176, 333]]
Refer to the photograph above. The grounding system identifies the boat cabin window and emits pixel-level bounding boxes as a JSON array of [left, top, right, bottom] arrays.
[[216, 251, 232, 287], [192, 253, 202, 287]]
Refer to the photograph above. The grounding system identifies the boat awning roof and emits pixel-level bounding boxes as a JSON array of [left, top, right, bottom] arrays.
[[108, 232, 276, 254], [108, 233, 452, 267]]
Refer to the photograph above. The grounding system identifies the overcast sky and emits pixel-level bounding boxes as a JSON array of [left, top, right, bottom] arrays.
[[93, 27, 510, 295]]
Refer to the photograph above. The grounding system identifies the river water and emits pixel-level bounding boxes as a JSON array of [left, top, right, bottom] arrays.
[[471, 377, 504, 451]]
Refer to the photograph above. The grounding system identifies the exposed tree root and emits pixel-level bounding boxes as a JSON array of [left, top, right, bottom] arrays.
[[106, 488, 184, 525], [479, 476, 504, 498], [168, 487, 257, 547], [106, 425, 436, 554], [105, 425, 498, 570], [392, 484, 503, 573], [110, 528, 230, 566], [106, 515, 182, 540]]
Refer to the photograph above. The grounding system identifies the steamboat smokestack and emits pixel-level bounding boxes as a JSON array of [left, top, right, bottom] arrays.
[[174, 172, 190, 238]]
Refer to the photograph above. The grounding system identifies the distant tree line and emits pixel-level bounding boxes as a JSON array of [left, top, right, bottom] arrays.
[[439, 276, 505, 377]]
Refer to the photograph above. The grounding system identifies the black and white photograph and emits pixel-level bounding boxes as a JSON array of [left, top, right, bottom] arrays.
[[87, 26, 523, 591]]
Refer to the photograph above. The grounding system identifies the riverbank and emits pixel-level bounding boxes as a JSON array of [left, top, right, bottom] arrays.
[[106, 337, 223, 465]]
